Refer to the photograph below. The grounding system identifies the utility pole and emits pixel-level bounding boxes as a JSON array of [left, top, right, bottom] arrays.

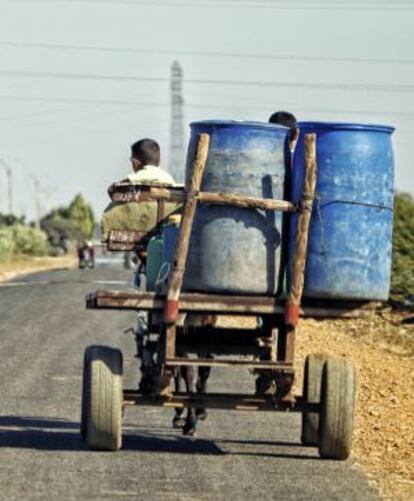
[[31, 175, 41, 228], [0, 159, 14, 214], [169, 61, 185, 182]]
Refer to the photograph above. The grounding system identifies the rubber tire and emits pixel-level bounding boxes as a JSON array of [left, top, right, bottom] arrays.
[[301, 353, 327, 446], [84, 345, 123, 451], [80, 345, 99, 440], [319, 358, 356, 460]]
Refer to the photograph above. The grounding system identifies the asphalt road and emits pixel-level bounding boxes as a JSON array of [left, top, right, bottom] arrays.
[[0, 265, 379, 500]]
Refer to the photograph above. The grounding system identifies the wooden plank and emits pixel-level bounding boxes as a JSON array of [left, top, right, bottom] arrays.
[[164, 133, 210, 334], [197, 192, 295, 212], [285, 133, 318, 327], [108, 184, 295, 213], [122, 391, 319, 412], [108, 183, 184, 203], [108, 230, 147, 243], [86, 290, 379, 318], [165, 357, 292, 369]]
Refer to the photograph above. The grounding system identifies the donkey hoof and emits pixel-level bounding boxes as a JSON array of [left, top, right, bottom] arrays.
[[172, 416, 186, 429], [195, 408, 208, 421], [182, 423, 197, 436]]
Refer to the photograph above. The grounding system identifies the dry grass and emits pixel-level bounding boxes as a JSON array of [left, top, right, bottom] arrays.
[[0, 253, 77, 282]]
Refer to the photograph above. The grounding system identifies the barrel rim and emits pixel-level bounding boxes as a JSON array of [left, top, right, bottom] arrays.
[[297, 121, 395, 133], [190, 119, 289, 133]]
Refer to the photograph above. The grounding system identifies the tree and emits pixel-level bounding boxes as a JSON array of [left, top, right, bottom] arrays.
[[67, 194, 96, 240], [391, 192, 414, 301], [0, 213, 25, 226]]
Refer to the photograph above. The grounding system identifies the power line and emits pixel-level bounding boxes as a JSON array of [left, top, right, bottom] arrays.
[[1, 40, 412, 66], [189, 78, 414, 93], [1, 69, 414, 93], [0, 106, 147, 130], [11, 0, 412, 11], [0, 93, 168, 107], [0, 93, 413, 119], [0, 69, 168, 83], [69, 0, 414, 10]]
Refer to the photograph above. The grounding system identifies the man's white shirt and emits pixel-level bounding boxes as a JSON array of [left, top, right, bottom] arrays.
[[128, 165, 175, 185]]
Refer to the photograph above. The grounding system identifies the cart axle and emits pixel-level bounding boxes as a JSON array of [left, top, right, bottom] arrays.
[[123, 390, 320, 413]]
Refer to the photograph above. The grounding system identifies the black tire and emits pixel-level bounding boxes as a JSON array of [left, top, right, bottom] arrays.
[[319, 358, 356, 460], [84, 345, 123, 451], [80, 345, 99, 440], [301, 353, 327, 446]]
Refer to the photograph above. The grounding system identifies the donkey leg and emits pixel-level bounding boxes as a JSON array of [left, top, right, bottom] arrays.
[[182, 365, 198, 436], [195, 363, 212, 421], [172, 368, 186, 429]]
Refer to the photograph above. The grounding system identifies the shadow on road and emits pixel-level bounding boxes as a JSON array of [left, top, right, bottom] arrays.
[[0, 415, 320, 459], [0, 415, 78, 430], [124, 432, 224, 455]]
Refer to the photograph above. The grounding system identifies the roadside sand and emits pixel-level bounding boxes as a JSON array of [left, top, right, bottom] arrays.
[[222, 310, 413, 500], [0, 254, 77, 283], [295, 312, 414, 500]]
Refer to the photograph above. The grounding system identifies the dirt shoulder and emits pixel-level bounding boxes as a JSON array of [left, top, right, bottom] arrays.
[[0, 254, 77, 283], [295, 311, 414, 500]]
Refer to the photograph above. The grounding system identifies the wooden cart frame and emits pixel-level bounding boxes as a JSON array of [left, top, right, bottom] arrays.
[[83, 132, 369, 457]]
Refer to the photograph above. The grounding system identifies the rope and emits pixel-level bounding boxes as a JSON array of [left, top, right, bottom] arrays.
[[155, 261, 171, 287]]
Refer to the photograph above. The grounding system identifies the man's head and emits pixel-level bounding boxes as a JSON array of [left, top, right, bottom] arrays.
[[268, 110, 299, 150], [130, 138, 160, 172]]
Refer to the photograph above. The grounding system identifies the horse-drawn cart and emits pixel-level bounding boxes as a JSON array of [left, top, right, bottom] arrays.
[[81, 132, 377, 459]]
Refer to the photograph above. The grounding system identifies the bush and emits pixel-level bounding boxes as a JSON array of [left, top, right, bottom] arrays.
[[0, 213, 25, 226], [0, 227, 15, 262], [41, 194, 95, 242], [11, 225, 48, 257], [391, 192, 414, 301], [67, 194, 95, 240]]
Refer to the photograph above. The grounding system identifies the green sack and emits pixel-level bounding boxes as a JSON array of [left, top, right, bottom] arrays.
[[101, 201, 181, 241]]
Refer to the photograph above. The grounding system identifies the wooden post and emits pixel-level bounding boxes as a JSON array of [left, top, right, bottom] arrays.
[[285, 133, 318, 328], [164, 133, 210, 358]]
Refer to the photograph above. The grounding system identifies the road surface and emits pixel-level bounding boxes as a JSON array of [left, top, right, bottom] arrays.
[[0, 266, 379, 500]]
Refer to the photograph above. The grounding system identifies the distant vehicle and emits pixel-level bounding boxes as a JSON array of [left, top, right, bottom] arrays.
[[77, 241, 95, 269]]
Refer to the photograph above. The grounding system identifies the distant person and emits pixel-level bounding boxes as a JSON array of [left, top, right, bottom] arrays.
[[125, 138, 175, 185], [77, 240, 95, 269], [268, 110, 299, 158]]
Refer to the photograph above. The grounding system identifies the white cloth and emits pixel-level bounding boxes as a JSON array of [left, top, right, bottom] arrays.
[[127, 165, 175, 185]]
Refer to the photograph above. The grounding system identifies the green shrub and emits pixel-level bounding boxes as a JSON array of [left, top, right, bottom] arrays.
[[0, 227, 15, 262], [67, 194, 95, 239], [391, 192, 414, 301], [41, 194, 95, 241], [11, 224, 48, 256]]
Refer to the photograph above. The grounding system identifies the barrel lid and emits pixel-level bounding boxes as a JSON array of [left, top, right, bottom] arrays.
[[298, 121, 395, 134], [190, 120, 289, 133]]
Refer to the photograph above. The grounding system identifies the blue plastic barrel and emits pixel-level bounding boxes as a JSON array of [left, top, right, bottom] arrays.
[[288, 121, 395, 300], [184, 120, 290, 295]]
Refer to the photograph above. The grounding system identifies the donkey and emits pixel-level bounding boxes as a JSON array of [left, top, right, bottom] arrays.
[[172, 364, 212, 436]]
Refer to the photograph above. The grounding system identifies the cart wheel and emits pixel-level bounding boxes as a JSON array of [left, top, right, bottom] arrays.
[[301, 353, 327, 446], [319, 358, 356, 460], [80, 345, 99, 440], [301, 353, 328, 447], [84, 345, 123, 451]]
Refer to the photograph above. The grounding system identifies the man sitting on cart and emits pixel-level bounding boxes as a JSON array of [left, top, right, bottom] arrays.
[[124, 138, 175, 186], [268, 110, 299, 162]]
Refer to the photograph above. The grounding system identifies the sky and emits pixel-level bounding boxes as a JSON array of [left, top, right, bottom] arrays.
[[0, 0, 413, 221]]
